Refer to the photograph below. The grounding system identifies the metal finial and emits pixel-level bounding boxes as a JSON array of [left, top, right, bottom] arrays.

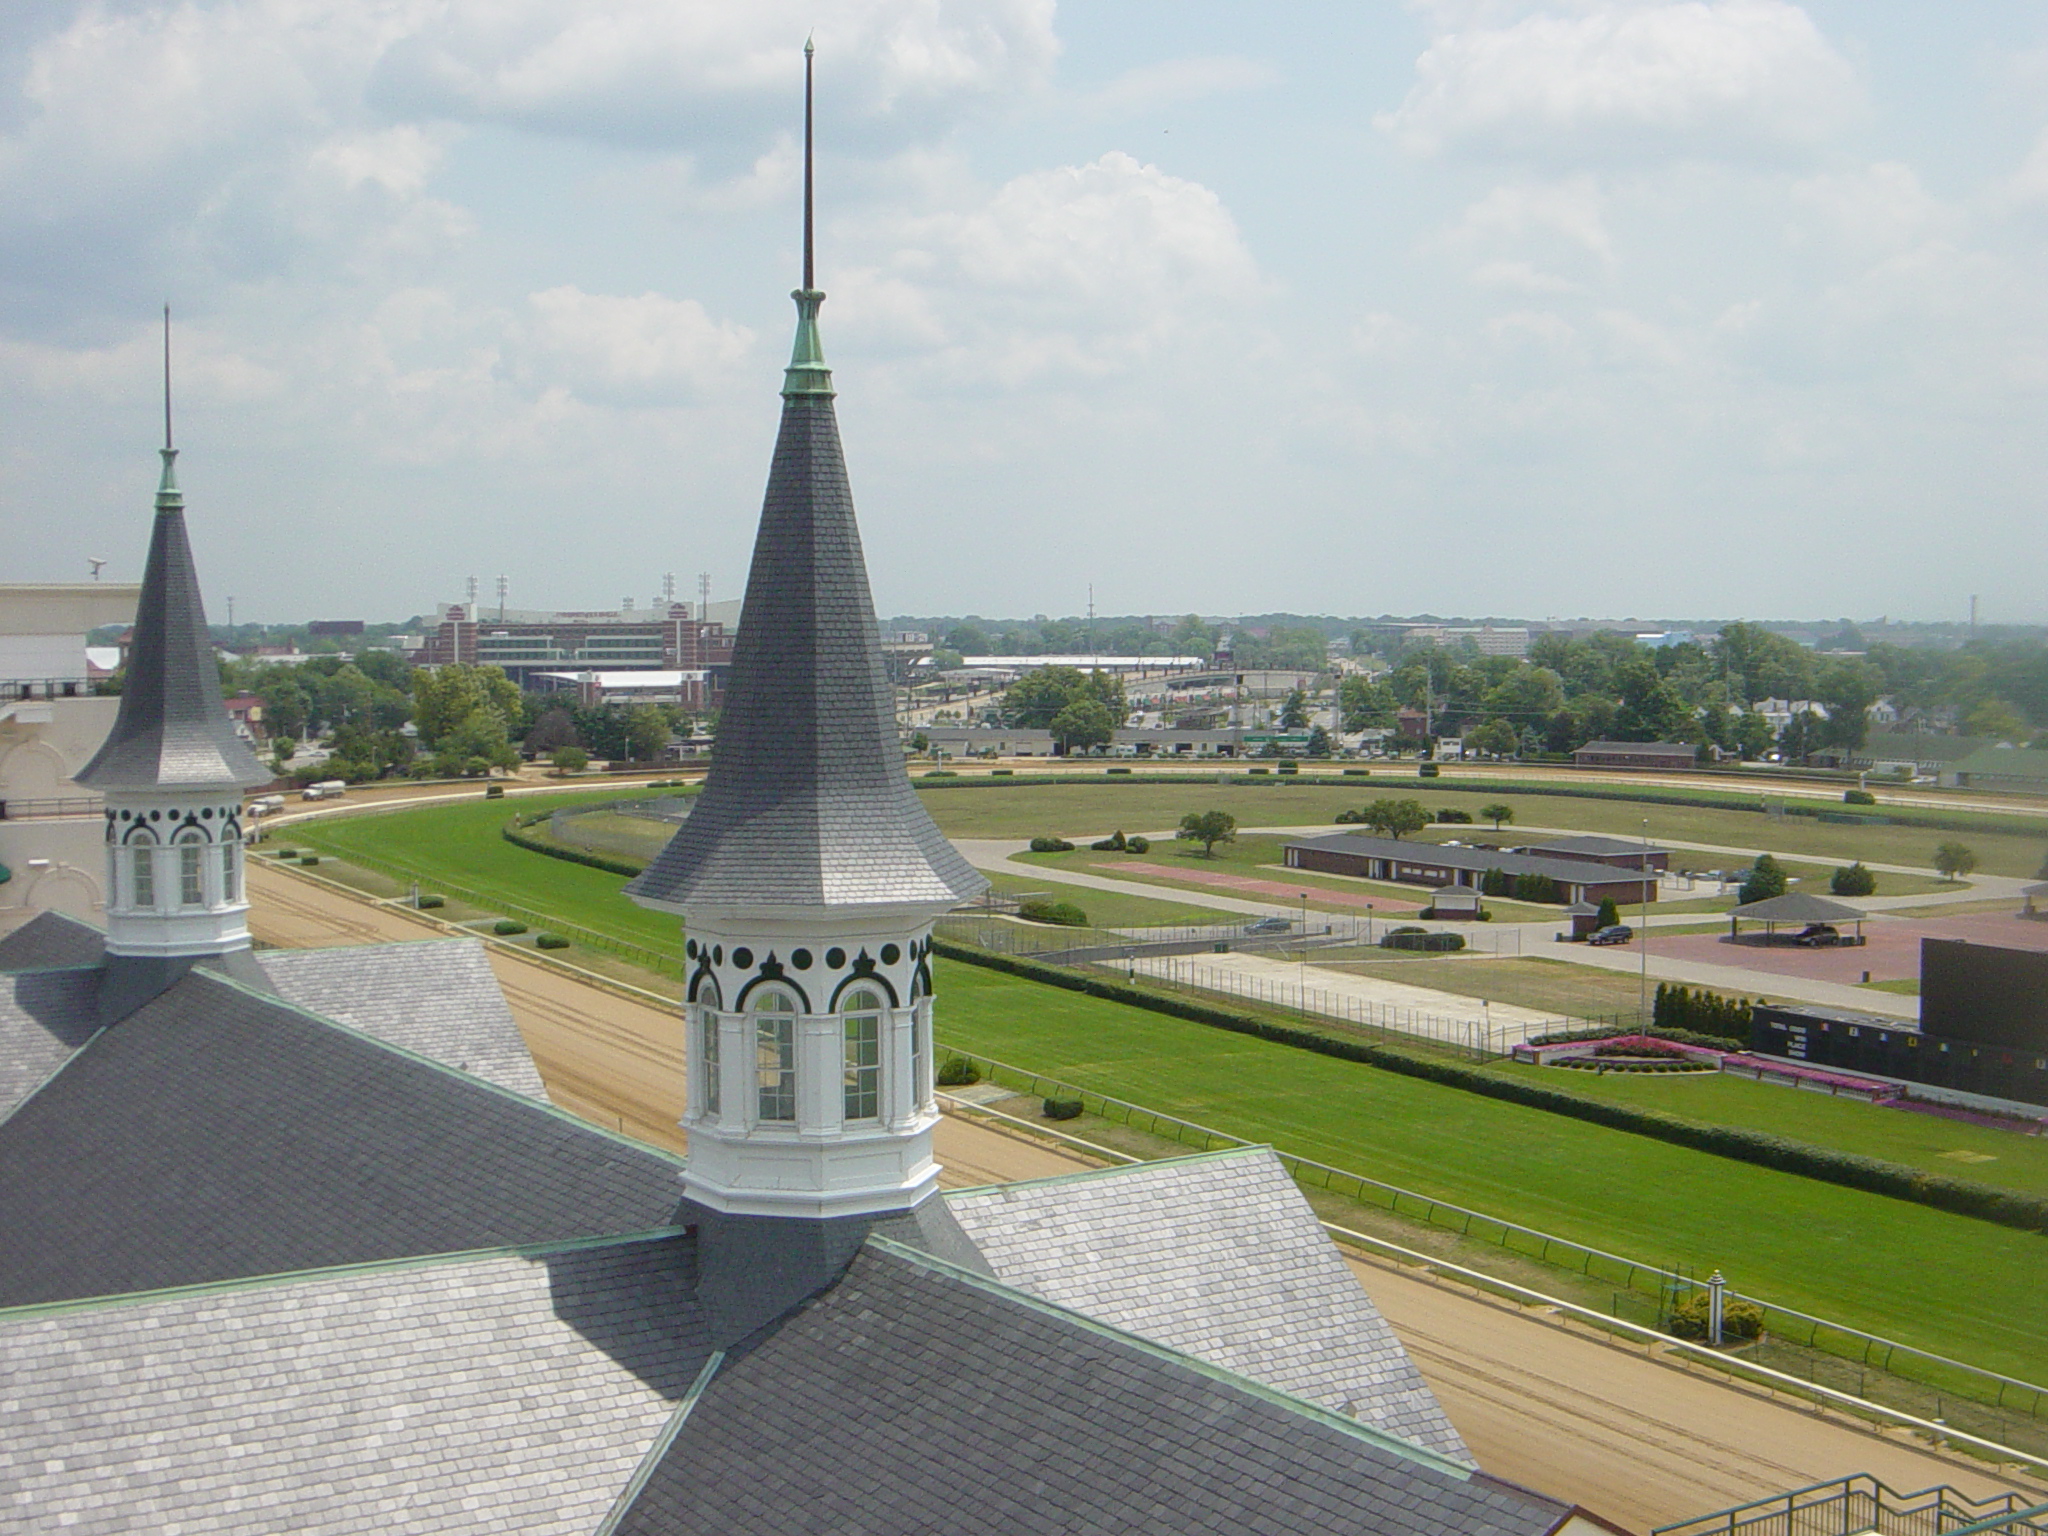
[[162, 304, 173, 452], [802, 38, 815, 292]]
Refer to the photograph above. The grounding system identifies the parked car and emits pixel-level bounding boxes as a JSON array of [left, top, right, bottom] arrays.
[[1794, 923, 1842, 947], [1587, 924, 1634, 946], [1244, 916, 1292, 935]]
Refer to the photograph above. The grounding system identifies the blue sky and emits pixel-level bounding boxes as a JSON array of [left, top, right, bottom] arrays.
[[4, 1, 2046, 625]]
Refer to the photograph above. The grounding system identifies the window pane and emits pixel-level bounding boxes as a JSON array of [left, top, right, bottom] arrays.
[[701, 1007, 721, 1115], [220, 841, 239, 904], [179, 843, 203, 907], [842, 1014, 880, 1121], [756, 1012, 794, 1121], [132, 847, 154, 908]]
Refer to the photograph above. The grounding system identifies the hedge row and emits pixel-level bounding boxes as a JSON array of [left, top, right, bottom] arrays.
[[501, 819, 647, 879], [931, 938, 2048, 1236]]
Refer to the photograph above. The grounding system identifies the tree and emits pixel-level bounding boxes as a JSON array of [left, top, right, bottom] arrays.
[[525, 708, 581, 756], [1176, 810, 1237, 857], [1466, 720, 1518, 758], [1733, 711, 1775, 760], [1933, 842, 1978, 881], [551, 746, 589, 774], [432, 709, 518, 777], [270, 735, 297, 766], [1815, 659, 1882, 751], [1279, 689, 1310, 729], [1338, 676, 1398, 732], [1480, 803, 1513, 831], [1002, 665, 1124, 729], [258, 675, 309, 740], [1305, 724, 1333, 758], [1962, 698, 2027, 741], [414, 664, 520, 750], [1594, 896, 1620, 929], [623, 705, 672, 762], [1738, 854, 1788, 906], [1050, 697, 1116, 754], [1830, 862, 1877, 897], [1362, 797, 1430, 840]]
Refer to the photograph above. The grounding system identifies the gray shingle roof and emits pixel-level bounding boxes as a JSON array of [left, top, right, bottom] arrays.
[[0, 1233, 707, 1535], [626, 324, 983, 912], [1728, 892, 1865, 922], [0, 967, 100, 1121], [1290, 833, 1656, 888], [947, 1147, 1468, 1463], [0, 910, 108, 972], [73, 450, 270, 793], [617, 1238, 1568, 1536], [0, 968, 684, 1307], [261, 939, 546, 1099]]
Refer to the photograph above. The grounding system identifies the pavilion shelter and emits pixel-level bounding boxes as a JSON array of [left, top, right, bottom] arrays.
[[1726, 892, 1867, 945]]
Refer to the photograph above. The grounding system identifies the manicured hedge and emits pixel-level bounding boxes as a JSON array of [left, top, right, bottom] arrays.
[[931, 938, 2048, 1235], [502, 820, 647, 878]]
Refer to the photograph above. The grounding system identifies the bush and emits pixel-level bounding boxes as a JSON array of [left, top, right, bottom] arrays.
[[1595, 896, 1620, 929], [1738, 853, 1788, 906], [1844, 789, 1877, 806], [1277, 762, 1299, 776], [1127, 836, 1150, 854], [492, 919, 528, 936], [1418, 763, 1440, 778], [1106, 766, 1132, 775], [1436, 808, 1473, 824], [1248, 767, 1269, 776], [1334, 808, 1363, 824], [551, 746, 589, 774], [935, 1055, 981, 1087], [299, 854, 320, 866], [1830, 861, 1877, 897], [269, 848, 296, 859], [991, 768, 1013, 776], [1667, 1292, 1765, 1343], [1652, 982, 1754, 1042], [416, 894, 446, 909], [535, 932, 571, 950], [1089, 830, 1129, 853], [923, 769, 958, 778], [1343, 767, 1370, 776], [1042, 1098, 1084, 1121], [1028, 836, 1075, 854], [1019, 899, 1090, 927], [1380, 930, 1465, 952]]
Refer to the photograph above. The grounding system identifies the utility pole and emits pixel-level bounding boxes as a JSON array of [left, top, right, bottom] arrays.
[[699, 572, 712, 623], [1640, 817, 1652, 1020], [496, 575, 508, 623]]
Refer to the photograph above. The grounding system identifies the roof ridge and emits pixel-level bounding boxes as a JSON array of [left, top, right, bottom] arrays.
[[0, 1224, 691, 1323], [0, 1022, 106, 1132], [180, 965, 689, 1168], [944, 1142, 1270, 1199], [861, 1233, 1479, 1482]]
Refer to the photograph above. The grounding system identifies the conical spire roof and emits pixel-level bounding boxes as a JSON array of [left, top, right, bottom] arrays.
[[628, 52, 982, 913], [76, 441, 269, 794]]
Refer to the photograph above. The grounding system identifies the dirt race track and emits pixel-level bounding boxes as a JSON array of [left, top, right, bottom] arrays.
[[246, 862, 2046, 1531]]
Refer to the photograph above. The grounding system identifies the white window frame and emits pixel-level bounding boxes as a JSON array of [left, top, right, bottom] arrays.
[[841, 989, 883, 1123], [219, 837, 240, 904], [751, 989, 797, 1123], [130, 839, 157, 909], [176, 831, 206, 908]]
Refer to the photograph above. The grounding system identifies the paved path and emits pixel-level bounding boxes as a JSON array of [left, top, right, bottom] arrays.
[[245, 862, 2043, 1524]]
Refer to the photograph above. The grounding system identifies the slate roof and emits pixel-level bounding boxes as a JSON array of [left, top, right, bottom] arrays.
[[1522, 835, 1668, 859], [626, 295, 983, 913], [947, 1147, 1468, 1463], [1290, 833, 1657, 888], [0, 1233, 707, 1535], [0, 968, 684, 1307], [617, 1239, 1570, 1536], [0, 965, 100, 1120], [73, 448, 269, 793], [1728, 892, 1865, 923], [261, 939, 546, 1099], [0, 910, 108, 972]]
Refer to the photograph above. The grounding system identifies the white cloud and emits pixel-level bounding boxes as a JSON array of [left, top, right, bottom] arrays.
[[1789, 162, 1956, 254], [1077, 56, 1280, 118], [1446, 176, 1614, 261], [1379, 0, 1862, 161], [525, 286, 755, 404]]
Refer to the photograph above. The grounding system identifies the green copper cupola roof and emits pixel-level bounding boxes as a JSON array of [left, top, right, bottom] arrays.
[[76, 311, 270, 794], [626, 45, 982, 912]]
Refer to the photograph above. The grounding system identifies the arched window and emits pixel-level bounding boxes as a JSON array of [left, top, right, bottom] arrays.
[[175, 829, 206, 908], [752, 989, 796, 1122], [128, 831, 157, 909], [841, 988, 882, 1123], [697, 979, 723, 1116]]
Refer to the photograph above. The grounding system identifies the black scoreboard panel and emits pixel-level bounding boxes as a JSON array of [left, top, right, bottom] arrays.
[[1922, 938, 2048, 1052]]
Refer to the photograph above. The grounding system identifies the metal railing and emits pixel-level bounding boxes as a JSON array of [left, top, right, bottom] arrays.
[[934, 1045, 2048, 1443], [0, 796, 103, 821], [1654, 1477, 2048, 1536]]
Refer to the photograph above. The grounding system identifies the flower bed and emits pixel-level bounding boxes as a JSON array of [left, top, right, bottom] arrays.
[[1514, 1033, 1725, 1068], [1717, 1055, 1899, 1102]]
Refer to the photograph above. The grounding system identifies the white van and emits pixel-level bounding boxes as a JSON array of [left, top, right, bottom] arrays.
[[300, 780, 346, 801]]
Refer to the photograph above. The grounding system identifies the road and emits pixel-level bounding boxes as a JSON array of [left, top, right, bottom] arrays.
[[244, 860, 2046, 1530]]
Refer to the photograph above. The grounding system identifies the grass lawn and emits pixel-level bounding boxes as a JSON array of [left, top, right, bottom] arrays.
[[935, 958, 2048, 1382], [1321, 955, 1676, 1020], [976, 868, 1226, 929], [914, 781, 2048, 878], [1859, 977, 1923, 996]]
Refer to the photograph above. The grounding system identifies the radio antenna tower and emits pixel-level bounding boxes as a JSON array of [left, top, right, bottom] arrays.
[[699, 571, 712, 624]]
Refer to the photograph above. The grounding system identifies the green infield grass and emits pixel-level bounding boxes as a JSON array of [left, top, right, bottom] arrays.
[[934, 957, 2048, 1382], [974, 868, 1228, 929]]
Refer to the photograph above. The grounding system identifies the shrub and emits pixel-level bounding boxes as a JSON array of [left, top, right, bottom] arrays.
[[1029, 836, 1076, 854], [991, 768, 1013, 776], [1343, 767, 1370, 776], [1667, 1292, 1765, 1343], [1334, 808, 1363, 824], [1380, 930, 1465, 952], [923, 769, 958, 779], [1418, 763, 1440, 778], [1595, 896, 1620, 929], [1436, 808, 1472, 824], [551, 746, 589, 773], [1248, 767, 1269, 776], [1830, 861, 1877, 897], [492, 919, 528, 936], [1652, 982, 1753, 1041], [1019, 899, 1090, 927], [1739, 853, 1788, 906], [298, 854, 320, 866], [1844, 788, 1877, 806], [1089, 830, 1129, 853], [269, 848, 296, 859], [1042, 1098, 1084, 1121], [935, 1055, 981, 1087], [1512, 873, 1562, 905], [416, 894, 446, 910], [535, 932, 571, 950], [1106, 766, 1132, 775], [1127, 835, 1150, 854]]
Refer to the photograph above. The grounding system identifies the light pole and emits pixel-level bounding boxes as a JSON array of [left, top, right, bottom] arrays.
[[1640, 817, 1651, 1021], [1299, 891, 1309, 1001], [1366, 902, 1374, 947]]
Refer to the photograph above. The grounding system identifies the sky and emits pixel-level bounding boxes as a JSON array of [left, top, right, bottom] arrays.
[[3, 1, 2046, 627]]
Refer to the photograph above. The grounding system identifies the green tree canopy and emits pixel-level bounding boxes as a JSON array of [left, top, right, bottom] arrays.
[[1002, 665, 1125, 729], [1934, 842, 1978, 880], [1466, 720, 1518, 758], [1362, 798, 1431, 840], [1338, 676, 1398, 732], [1480, 803, 1513, 830], [413, 664, 520, 750], [1739, 853, 1788, 906], [1176, 810, 1238, 857], [1279, 689, 1310, 729], [1050, 697, 1116, 753]]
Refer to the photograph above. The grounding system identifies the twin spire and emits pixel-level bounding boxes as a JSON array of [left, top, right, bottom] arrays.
[[158, 305, 180, 506], [784, 37, 833, 400]]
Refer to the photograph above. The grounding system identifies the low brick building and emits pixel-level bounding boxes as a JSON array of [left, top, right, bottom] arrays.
[[1283, 833, 1657, 905], [1572, 740, 1698, 770]]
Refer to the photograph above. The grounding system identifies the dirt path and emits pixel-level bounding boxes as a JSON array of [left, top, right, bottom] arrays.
[[244, 863, 2041, 1526]]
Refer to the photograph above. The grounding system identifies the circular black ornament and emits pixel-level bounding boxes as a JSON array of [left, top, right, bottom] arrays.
[[792, 949, 813, 970], [826, 947, 847, 970], [733, 947, 754, 969], [881, 944, 901, 965]]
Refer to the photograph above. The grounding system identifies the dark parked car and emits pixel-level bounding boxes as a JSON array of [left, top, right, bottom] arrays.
[[1587, 924, 1634, 946], [1244, 916, 1292, 935], [1794, 923, 1842, 947]]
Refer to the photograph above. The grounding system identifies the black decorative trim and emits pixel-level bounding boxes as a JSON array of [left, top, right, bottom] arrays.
[[830, 951, 898, 1009]]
